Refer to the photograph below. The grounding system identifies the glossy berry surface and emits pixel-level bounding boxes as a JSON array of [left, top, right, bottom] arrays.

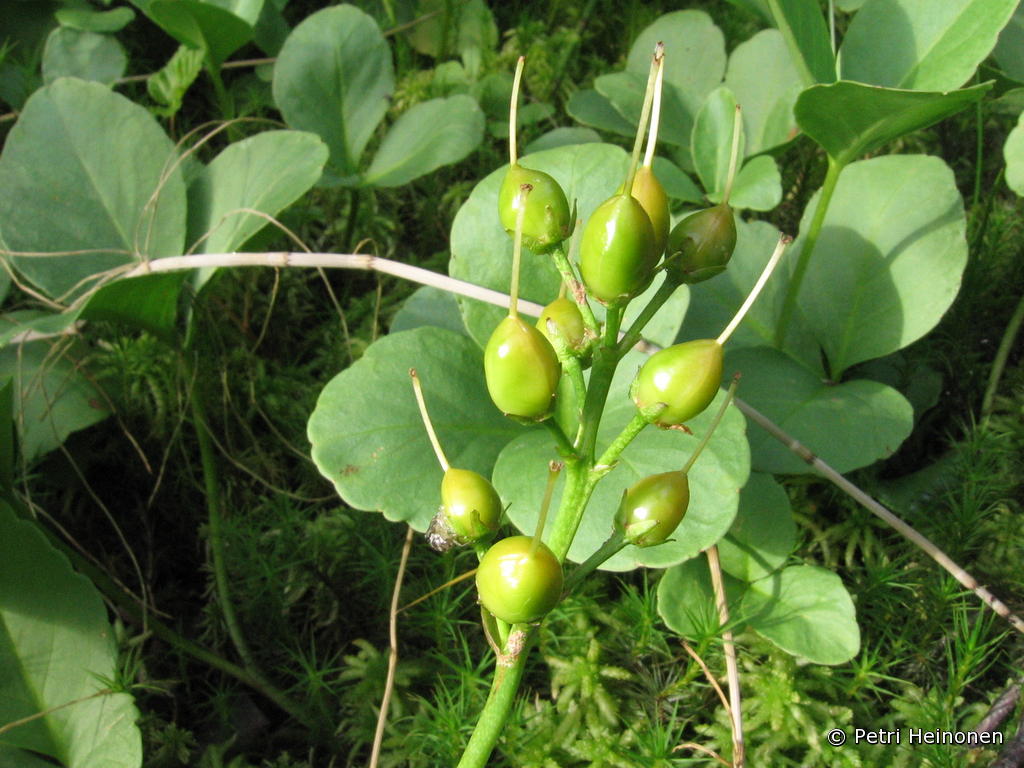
[[441, 468, 502, 542], [476, 535, 563, 624], [615, 471, 690, 547], [632, 339, 723, 426], [498, 165, 571, 254], [666, 203, 737, 284], [536, 297, 586, 351], [579, 194, 657, 304], [484, 316, 561, 419], [630, 166, 670, 259]]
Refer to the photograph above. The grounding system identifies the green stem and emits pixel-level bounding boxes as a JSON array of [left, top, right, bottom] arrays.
[[972, 73, 984, 212], [551, 242, 599, 336], [342, 188, 362, 253], [775, 156, 843, 350], [206, 60, 235, 123], [617, 277, 679, 357], [594, 412, 648, 470], [981, 291, 1024, 420], [457, 627, 536, 768], [547, 460, 589, 562], [543, 414, 576, 458], [562, 531, 626, 594]]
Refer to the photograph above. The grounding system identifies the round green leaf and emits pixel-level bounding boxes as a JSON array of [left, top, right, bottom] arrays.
[[42, 28, 127, 85], [692, 86, 745, 201], [138, 0, 259, 67], [1005, 110, 1024, 196], [678, 219, 822, 375], [795, 155, 967, 376], [273, 5, 393, 180], [524, 127, 602, 155], [0, 502, 141, 766], [0, 79, 186, 301], [741, 565, 860, 664], [390, 286, 467, 337], [717, 472, 795, 582], [765, 0, 836, 85], [566, 89, 635, 137], [493, 360, 750, 570], [307, 327, 521, 531], [656, 557, 744, 639], [994, 3, 1024, 82], [595, 71, 692, 149], [56, 7, 136, 32], [716, 155, 781, 212], [728, 345, 913, 474], [364, 95, 484, 187], [652, 156, 704, 204], [724, 29, 802, 154], [840, 0, 1017, 90]]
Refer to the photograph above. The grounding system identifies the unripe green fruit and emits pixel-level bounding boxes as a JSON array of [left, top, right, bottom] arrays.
[[476, 535, 563, 624], [630, 166, 670, 259], [498, 165, 571, 254], [632, 339, 723, 426], [616, 471, 690, 547], [536, 297, 585, 350], [441, 468, 502, 542], [666, 203, 737, 284], [484, 316, 561, 419], [579, 194, 657, 304]]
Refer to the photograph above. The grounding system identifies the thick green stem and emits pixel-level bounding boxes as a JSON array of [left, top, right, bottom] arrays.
[[563, 531, 626, 594], [456, 627, 535, 768], [617, 277, 679, 357], [981, 291, 1024, 420], [551, 242, 599, 336], [543, 417, 576, 458], [595, 412, 648, 470], [547, 460, 589, 562], [775, 156, 843, 350]]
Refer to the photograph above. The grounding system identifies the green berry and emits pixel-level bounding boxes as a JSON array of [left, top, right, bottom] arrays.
[[632, 339, 723, 426], [498, 165, 571, 254], [615, 471, 690, 547], [441, 468, 501, 542], [630, 165, 670, 259], [666, 203, 737, 284], [484, 315, 561, 419], [579, 194, 657, 304], [476, 535, 563, 624], [536, 297, 585, 351]]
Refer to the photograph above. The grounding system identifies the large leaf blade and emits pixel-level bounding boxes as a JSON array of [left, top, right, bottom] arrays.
[[766, 0, 836, 85]]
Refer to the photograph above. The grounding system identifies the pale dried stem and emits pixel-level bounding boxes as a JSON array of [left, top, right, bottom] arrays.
[[707, 545, 744, 767]]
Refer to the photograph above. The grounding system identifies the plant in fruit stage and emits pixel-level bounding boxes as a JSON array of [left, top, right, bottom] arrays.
[[666, 105, 742, 284], [498, 57, 571, 254], [630, 52, 670, 260], [411, 369, 502, 551], [633, 236, 788, 427], [484, 187, 561, 420], [536, 295, 586, 352], [579, 47, 664, 305]]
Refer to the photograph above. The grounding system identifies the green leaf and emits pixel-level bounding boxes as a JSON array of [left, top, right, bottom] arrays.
[[186, 130, 328, 290], [652, 156, 704, 203], [678, 219, 822, 374], [692, 86, 745, 201], [42, 28, 127, 85], [0, 79, 186, 301], [1005, 110, 1024, 195], [721, 155, 782, 211], [656, 557, 744, 638], [524, 127, 602, 154], [766, 0, 836, 85], [0, 378, 13, 492], [741, 565, 860, 664], [307, 327, 521, 531], [133, 0, 261, 67], [80, 273, 188, 342], [390, 286, 467, 337], [595, 71, 692, 149], [0, 502, 142, 766], [717, 473, 795, 582], [493, 371, 749, 569], [55, 7, 136, 32], [567, 89, 635, 137], [147, 45, 205, 118], [0, 338, 110, 462], [840, 0, 1017, 90], [795, 80, 991, 165], [0, 744, 64, 768], [273, 5, 393, 181], [364, 95, 483, 187], [724, 29, 803, 154], [994, 3, 1024, 83], [727, 346, 913, 474], [795, 155, 967, 376]]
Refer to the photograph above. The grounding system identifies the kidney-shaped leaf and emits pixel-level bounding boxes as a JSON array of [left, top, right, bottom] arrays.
[[795, 154, 967, 376], [307, 327, 521, 531], [741, 564, 860, 664], [795, 80, 991, 165], [595, 71, 691, 149], [692, 86, 745, 201], [657, 557, 744, 639], [766, 0, 836, 85], [728, 346, 913, 474], [566, 89, 635, 138], [493, 358, 750, 569], [0, 502, 141, 766], [364, 95, 484, 187], [840, 0, 1017, 91], [717, 472, 795, 582], [273, 5, 393, 181], [135, 0, 260, 67], [1005, 111, 1024, 196], [0, 79, 186, 301], [42, 28, 127, 85]]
